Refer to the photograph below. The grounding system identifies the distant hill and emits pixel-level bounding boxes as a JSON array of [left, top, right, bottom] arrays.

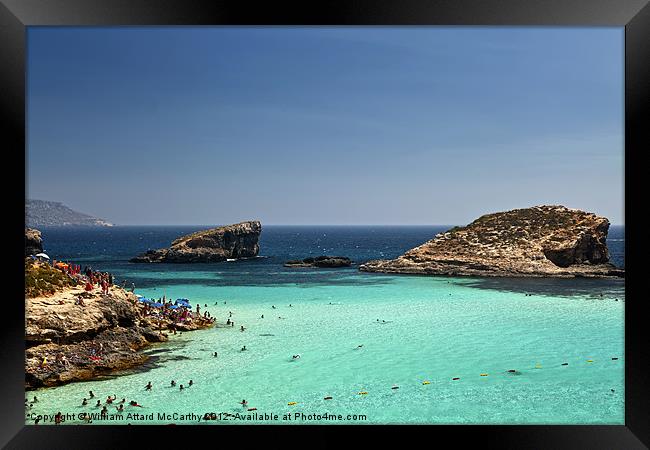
[[26, 199, 113, 227]]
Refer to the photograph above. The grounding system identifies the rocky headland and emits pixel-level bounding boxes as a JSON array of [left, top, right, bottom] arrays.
[[26, 199, 113, 227], [284, 256, 352, 268], [360, 205, 624, 278], [25, 261, 213, 389], [130, 221, 261, 263]]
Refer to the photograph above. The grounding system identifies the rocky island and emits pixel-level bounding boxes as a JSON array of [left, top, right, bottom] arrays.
[[130, 221, 261, 263], [284, 256, 352, 268], [360, 205, 624, 278]]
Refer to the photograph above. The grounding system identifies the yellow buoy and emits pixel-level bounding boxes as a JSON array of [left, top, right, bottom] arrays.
[[287, 402, 297, 406], [587, 360, 594, 363], [358, 391, 368, 395], [422, 381, 431, 385], [534, 363, 542, 369], [480, 373, 488, 377]]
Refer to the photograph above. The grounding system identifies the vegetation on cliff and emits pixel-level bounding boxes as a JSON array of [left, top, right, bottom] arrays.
[[25, 259, 78, 298]]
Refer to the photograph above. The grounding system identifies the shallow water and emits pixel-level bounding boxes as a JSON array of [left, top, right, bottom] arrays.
[[27, 226, 624, 424]]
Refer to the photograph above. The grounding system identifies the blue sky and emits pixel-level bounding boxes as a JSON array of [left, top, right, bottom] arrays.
[[27, 27, 624, 225]]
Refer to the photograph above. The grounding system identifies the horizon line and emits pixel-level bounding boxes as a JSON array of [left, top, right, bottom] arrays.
[[31, 223, 627, 227]]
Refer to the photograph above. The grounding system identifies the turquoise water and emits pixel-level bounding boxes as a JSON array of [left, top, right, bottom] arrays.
[[27, 226, 624, 424], [27, 272, 624, 425]]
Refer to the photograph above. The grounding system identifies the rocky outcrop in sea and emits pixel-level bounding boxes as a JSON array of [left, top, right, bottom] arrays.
[[25, 228, 43, 256], [284, 256, 352, 268], [360, 205, 624, 278], [130, 221, 261, 263]]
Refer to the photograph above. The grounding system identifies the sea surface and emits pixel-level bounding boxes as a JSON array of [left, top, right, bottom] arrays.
[[27, 226, 625, 425]]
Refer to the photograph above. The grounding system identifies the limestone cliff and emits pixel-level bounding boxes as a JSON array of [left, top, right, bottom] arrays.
[[130, 221, 261, 263], [25, 228, 43, 256], [360, 205, 623, 278], [25, 286, 156, 388]]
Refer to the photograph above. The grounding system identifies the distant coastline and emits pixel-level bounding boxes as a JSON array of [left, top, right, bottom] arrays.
[[26, 199, 113, 227]]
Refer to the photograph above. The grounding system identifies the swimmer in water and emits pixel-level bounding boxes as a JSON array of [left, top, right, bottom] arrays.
[[145, 381, 152, 391], [260, 314, 264, 319], [82, 398, 88, 406], [240, 325, 245, 332], [89, 390, 95, 398], [272, 305, 276, 309], [179, 385, 184, 390], [289, 304, 292, 307], [240, 399, 248, 407], [96, 400, 101, 407], [214, 352, 218, 357], [189, 380, 193, 386], [292, 354, 301, 359], [357, 345, 364, 349], [171, 380, 176, 387], [241, 345, 247, 351]]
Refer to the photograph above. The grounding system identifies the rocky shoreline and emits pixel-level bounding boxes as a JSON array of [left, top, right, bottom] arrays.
[[360, 205, 624, 279], [130, 221, 261, 263], [25, 281, 213, 390]]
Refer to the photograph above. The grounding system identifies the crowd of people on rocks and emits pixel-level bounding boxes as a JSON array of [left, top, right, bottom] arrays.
[[49, 258, 216, 329], [52, 260, 115, 295]]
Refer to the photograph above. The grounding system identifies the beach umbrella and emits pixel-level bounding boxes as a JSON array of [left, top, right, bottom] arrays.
[[135, 294, 143, 298], [168, 304, 179, 309], [151, 302, 164, 308], [35, 253, 50, 259]]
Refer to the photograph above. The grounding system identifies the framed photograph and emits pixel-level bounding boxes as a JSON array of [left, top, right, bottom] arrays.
[[4, 0, 648, 447]]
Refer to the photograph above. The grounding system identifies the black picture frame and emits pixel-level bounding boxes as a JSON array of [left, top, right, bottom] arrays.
[[3, 0, 648, 448]]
